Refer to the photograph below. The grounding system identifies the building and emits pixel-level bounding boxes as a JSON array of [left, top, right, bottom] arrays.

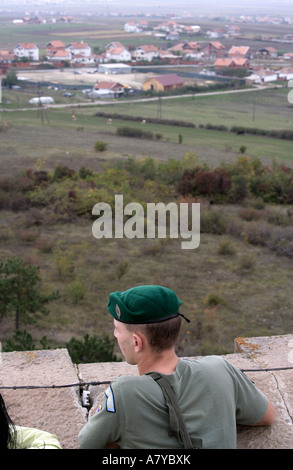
[[214, 58, 249, 69], [246, 68, 278, 84], [93, 80, 124, 98], [277, 67, 293, 80], [0, 51, 14, 74], [228, 46, 252, 59], [50, 50, 72, 62], [98, 63, 132, 74], [169, 41, 200, 54], [124, 22, 143, 33], [143, 74, 184, 92], [106, 46, 131, 62], [256, 47, 278, 59], [65, 41, 91, 58], [202, 42, 226, 58], [133, 45, 160, 62], [46, 40, 65, 58], [14, 43, 39, 61]]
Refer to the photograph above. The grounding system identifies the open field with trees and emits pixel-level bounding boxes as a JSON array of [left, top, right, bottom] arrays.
[[0, 12, 293, 361], [1, 82, 293, 360]]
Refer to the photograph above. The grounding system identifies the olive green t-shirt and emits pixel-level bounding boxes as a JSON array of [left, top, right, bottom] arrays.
[[78, 356, 268, 449]]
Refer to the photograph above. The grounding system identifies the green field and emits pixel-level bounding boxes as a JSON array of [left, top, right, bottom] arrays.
[[1, 66, 293, 359], [1, 85, 293, 171]]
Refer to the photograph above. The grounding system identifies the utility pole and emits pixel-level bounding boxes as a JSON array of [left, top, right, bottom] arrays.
[[157, 94, 162, 119]]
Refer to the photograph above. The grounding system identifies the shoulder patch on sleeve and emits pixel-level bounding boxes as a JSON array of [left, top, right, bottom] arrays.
[[105, 385, 116, 413]]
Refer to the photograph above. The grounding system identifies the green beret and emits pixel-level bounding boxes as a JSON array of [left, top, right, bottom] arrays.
[[107, 285, 183, 324]]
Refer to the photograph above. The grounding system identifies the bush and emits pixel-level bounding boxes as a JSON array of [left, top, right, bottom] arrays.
[[66, 334, 119, 363], [67, 280, 86, 304], [35, 237, 54, 253], [94, 140, 108, 152], [217, 239, 236, 255], [203, 293, 225, 307], [117, 126, 153, 139], [79, 166, 93, 179], [53, 165, 75, 181], [3, 329, 50, 352], [201, 207, 228, 235], [238, 208, 263, 221], [237, 255, 256, 273]]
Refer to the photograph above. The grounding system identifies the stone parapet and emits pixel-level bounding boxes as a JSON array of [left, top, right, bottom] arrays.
[[0, 334, 292, 449]]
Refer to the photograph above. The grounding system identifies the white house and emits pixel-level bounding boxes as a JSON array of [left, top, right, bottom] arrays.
[[14, 43, 39, 61], [65, 41, 91, 58], [124, 22, 142, 33], [246, 69, 278, 84], [132, 45, 159, 62], [106, 46, 131, 62]]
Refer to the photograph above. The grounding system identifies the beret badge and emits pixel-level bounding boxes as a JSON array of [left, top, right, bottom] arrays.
[[115, 304, 121, 319]]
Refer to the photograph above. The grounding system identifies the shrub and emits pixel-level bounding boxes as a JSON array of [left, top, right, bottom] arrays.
[[3, 329, 36, 351], [201, 207, 228, 235], [238, 208, 263, 221], [53, 249, 75, 280], [66, 334, 119, 363], [203, 293, 224, 307], [116, 126, 153, 139], [116, 260, 129, 280], [35, 237, 54, 253], [242, 222, 271, 247], [194, 170, 218, 195], [53, 165, 75, 181], [67, 280, 86, 304], [230, 174, 248, 201], [217, 239, 236, 255], [79, 166, 93, 179], [16, 229, 39, 242], [237, 255, 256, 273], [94, 140, 108, 152]]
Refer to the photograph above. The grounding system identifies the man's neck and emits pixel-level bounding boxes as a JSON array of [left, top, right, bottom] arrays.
[[137, 350, 179, 376]]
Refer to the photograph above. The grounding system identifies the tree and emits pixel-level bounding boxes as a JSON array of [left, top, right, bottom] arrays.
[[2, 69, 18, 89], [66, 334, 120, 363], [0, 258, 59, 330]]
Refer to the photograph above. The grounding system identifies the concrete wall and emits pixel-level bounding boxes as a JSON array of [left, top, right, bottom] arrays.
[[0, 334, 292, 449]]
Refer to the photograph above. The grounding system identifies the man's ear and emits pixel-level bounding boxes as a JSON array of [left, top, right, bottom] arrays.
[[133, 332, 144, 353]]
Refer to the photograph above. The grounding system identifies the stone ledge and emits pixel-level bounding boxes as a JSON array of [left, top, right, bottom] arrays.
[[0, 334, 292, 449]]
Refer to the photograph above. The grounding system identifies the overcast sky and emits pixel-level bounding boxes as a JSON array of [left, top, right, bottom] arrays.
[[1, 0, 292, 18]]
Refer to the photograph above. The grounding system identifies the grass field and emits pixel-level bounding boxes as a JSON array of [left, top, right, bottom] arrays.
[[1, 65, 293, 358], [1, 85, 293, 172]]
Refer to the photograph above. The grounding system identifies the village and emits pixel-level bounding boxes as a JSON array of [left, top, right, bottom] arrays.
[[1, 13, 293, 99]]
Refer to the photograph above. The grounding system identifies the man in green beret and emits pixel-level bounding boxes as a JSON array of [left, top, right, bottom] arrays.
[[78, 285, 275, 449]]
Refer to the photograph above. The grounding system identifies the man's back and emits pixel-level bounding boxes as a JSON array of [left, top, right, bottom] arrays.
[[78, 356, 268, 449]]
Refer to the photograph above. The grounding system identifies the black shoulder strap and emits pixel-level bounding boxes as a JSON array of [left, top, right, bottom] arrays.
[[148, 372, 202, 449]]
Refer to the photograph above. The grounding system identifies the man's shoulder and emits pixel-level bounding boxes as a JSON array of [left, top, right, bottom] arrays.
[[111, 373, 151, 389]]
